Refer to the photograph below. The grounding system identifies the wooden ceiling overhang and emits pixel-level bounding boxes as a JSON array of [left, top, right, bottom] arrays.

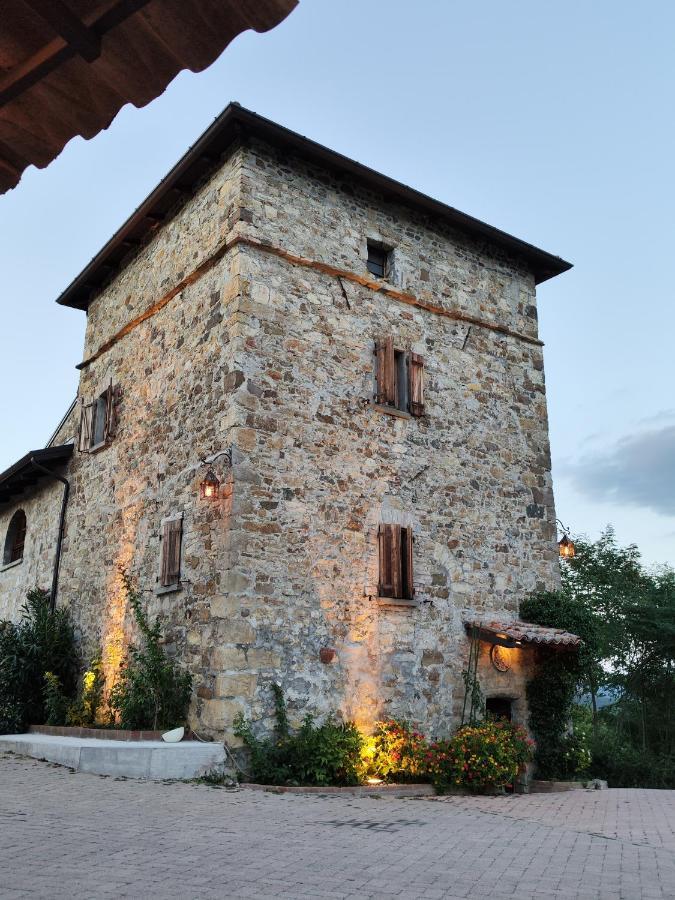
[[0, 0, 298, 194]]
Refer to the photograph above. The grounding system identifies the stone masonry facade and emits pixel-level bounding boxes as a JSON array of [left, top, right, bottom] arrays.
[[0, 111, 564, 743]]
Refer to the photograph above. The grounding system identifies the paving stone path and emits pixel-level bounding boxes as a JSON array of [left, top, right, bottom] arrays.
[[1, 753, 673, 899]]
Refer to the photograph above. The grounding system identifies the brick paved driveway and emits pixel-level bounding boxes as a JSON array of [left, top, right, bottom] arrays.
[[1, 753, 673, 899]]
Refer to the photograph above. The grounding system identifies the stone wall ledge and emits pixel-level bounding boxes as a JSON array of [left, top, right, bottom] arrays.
[[240, 782, 436, 797], [29, 724, 198, 742], [528, 779, 608, 792]]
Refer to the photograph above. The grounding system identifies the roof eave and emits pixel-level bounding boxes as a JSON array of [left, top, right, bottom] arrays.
[[465, 620, 582, 649], [56, 103, 572, 312], [0, 445, 74, 507]]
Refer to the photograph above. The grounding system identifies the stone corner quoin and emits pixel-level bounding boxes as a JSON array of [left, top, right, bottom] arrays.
[[0, 108, 568, 742]]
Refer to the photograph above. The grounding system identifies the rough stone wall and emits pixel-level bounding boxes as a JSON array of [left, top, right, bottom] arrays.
[[0, 482, 63, 622], [0, 133, 561, 742], [196, 138, 561, 740], [476, 643, 538, 728], [0, 404, 78, 622], [38, 149, 247, 695]]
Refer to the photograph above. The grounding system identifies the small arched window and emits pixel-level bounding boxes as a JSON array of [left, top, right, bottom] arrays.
[[3, 509, 27, 565]]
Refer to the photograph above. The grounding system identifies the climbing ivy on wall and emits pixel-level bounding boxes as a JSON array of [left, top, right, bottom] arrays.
[[521, 591, 599, 779]]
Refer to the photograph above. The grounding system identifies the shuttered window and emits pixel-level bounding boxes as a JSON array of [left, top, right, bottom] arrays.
[[378, 524, 414, 600], [160, 516, 183, 589], [79, 383, 116, 452], [375, 339, 425, 417]]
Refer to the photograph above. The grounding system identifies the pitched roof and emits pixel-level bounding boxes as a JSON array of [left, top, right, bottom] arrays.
[[0, 446, 73, 507], [465, 619, 582, 648], [0, 0, 298, 194], [56, 103, 572, 311]]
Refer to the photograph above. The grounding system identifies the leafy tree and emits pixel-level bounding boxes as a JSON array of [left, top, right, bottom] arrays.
[[559, 526, 646, 722], [523, 526, 675, 786]]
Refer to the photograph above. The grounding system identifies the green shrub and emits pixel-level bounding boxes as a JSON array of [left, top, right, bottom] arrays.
[[589, 710, 675, 789], [44, 655, 107, 728], [359, 718, 534, 793], [234, 684, 363, 786], [426, 720, 534, 794], [108, 572, 192, 730], [0, 589, 78, 732], [67, 655, 106, 727], [0, 697, 23, 735], [360, 720, 428, 782], [43, 672, 70, 725]]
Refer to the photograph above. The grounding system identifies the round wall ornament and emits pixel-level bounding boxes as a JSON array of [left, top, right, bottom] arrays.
[[490, 644, 510, 672]]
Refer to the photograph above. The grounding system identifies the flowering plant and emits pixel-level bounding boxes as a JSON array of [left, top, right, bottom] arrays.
[[426, 720, 534, 793], [358, 718, 534, 793], [360, 719, 428, 782]]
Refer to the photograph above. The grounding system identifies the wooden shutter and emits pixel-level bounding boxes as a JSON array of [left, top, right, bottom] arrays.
[[408, 353, 425, 417], [103, 382, 115, 443], [78, 401, 94, 452], [161, 517, 183, 587], [378, 524, 393, 597], [379, 524, 403, 598], [376, 336, 397, 406], [402, 526, 414, 600], [9, 510, 26, 563]]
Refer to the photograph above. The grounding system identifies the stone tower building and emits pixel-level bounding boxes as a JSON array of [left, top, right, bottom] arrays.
[[0, 104, 576, 741]]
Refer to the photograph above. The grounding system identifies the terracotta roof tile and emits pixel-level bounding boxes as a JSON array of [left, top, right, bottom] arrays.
[[464, 618, 582, 647]]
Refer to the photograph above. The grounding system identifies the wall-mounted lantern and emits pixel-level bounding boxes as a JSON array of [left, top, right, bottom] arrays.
[[198, 448, 232, 501], [556, 520, 576, 559], [200, 468, 220, 501]]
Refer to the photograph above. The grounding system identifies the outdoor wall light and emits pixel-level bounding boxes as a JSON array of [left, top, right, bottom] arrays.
[[200, 468, 220, 500], [556, 520, 576, 559], [199, 448, 232, 501]]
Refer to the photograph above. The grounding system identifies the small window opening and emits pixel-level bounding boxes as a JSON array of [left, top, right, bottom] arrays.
[[4, 509, 27, 565], [367, 242, 390, 279], [485, 697, 513, 722], [394, 350, 408, 412]]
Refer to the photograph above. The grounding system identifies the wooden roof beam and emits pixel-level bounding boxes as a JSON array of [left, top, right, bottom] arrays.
[[0, 0, 155, 108], [22, 0, 101, 62]]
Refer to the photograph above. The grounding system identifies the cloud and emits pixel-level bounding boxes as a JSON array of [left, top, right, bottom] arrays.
[[563, 424, 675, 517], [637, 408, 675, 427]]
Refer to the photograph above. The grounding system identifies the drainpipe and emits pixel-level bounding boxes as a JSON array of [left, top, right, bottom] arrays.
[[29, 458, 70, 614]]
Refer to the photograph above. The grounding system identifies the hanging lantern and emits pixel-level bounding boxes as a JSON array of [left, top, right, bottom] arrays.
[[558, 533, 575, 559], [200, 467, 220, 500]]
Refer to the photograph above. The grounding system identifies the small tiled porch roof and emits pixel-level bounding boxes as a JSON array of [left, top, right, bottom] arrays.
[[464, 619, 582, 649]]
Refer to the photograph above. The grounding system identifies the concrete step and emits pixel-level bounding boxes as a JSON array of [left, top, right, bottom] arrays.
[[0, 732, 225, 780]]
